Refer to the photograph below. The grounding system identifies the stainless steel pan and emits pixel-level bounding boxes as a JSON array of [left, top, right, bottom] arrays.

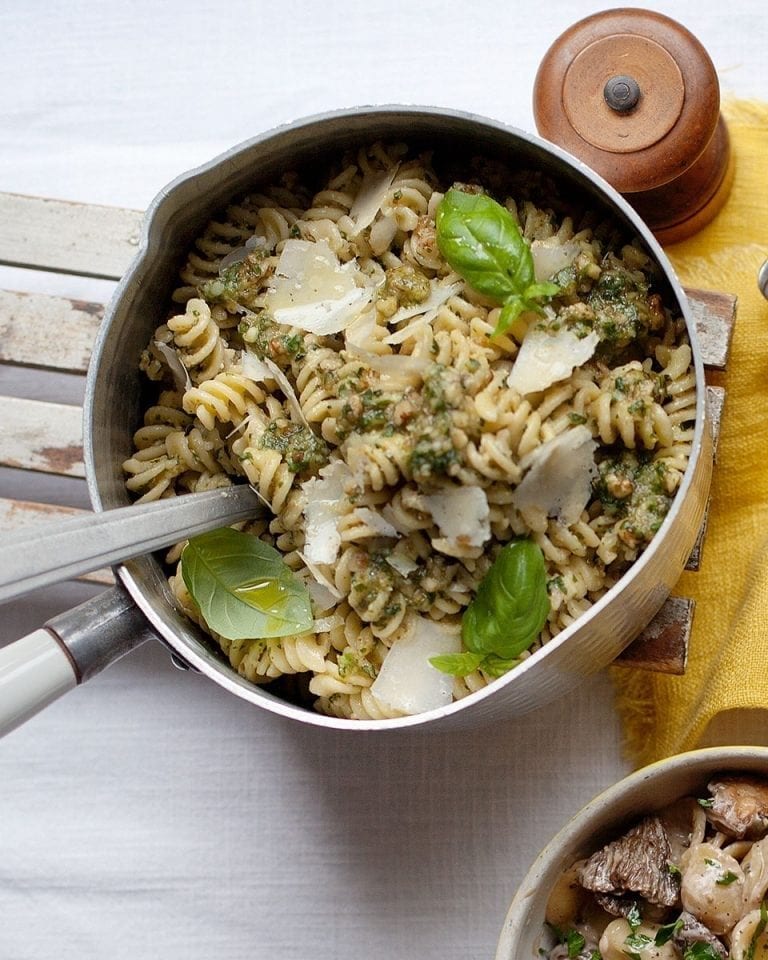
[[0, 106, 713, 736]]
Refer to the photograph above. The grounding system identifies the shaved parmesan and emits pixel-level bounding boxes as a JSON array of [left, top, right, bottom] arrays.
[[351, 508, 399, 538], [311, 615, 343, 633], [530, 237, 580, 282], [385, 548, 419, 578], [348, 165, 399, 235], [507, 324, 599, 396], [298, 552, 343, 602], [370, 617, 461, 715], [265, 239, 373, 334], [240, 350, 307, 425], [511, 426, 597, 531], [152, 340, 191, 391], [385, 279, 463, 331], [300, 460, 351, 565], [422, 485, 490, 550]]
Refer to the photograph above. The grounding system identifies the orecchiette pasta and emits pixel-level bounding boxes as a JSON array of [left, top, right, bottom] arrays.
[[542, 775, 768, 960], [123, 141, 696, 719]]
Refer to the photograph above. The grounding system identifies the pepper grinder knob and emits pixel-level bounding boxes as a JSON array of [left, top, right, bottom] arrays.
[[533, 9, 734, 244]]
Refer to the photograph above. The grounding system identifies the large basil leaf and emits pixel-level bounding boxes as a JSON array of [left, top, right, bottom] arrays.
[[462, 539, 549, 659], [430, 539, 549, 677], [435, 188, 559, 336], [436, 188, 535, 300], [181, 527, 313, 640]]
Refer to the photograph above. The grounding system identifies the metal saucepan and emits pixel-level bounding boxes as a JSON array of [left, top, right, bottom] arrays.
[[0, 106, 713, 736]]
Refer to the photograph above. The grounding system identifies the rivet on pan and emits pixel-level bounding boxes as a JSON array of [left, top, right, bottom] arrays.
[[603, 75, 641, 112]]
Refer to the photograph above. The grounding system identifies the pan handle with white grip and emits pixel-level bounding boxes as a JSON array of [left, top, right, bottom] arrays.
[[0, 584, 155, 737]]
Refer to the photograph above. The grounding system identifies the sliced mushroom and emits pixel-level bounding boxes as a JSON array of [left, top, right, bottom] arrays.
[[706, 776, 768, 839], [578, 816, 679, 908], [672, 911, 728, 959]]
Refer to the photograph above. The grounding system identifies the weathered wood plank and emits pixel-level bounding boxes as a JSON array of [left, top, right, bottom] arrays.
[[615, 596, 693, 675], [0, 396, 84, 477], [0, 193, 143, 280], [684, 385, 726, 572], [686, 287, 737, 371], [0, 290, 103, 373], [0, 497, 112, 585]]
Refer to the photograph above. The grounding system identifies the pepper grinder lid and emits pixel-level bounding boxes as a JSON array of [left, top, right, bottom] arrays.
[[533, 8, 733, 243]]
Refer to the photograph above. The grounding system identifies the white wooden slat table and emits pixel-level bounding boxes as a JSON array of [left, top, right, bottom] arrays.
[[0, 189, 736, 674]]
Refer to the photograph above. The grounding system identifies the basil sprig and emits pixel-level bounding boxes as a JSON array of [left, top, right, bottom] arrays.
[[435, 188, 559, 336], [181, 527, 312, 640], [430, 539, 549, 677]]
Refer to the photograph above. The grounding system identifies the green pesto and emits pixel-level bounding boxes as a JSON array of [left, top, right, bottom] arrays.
[[258, 421, 329, 475], [201, 251, 267, 311], [587, 253, 663, 359], [239, 312, 305, 362], [380, 264, 431, 307], [594, 453, 674, 547]]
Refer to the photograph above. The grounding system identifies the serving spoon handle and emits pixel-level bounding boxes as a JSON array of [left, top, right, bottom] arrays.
[[0, 484, 262, 604]]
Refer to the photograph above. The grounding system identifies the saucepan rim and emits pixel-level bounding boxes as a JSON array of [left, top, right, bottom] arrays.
[[84, 104, 710, 730]]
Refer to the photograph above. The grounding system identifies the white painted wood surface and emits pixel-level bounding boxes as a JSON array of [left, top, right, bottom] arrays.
[[0, 395, 83, 477], [0, 289, 102, 372], [0, 192, 142, 280]]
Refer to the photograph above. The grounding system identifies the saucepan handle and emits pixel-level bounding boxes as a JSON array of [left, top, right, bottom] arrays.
[[0, 584, 156, 737]]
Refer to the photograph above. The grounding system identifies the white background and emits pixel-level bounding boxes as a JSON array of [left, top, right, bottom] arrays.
[[0, 2, 766, 958]]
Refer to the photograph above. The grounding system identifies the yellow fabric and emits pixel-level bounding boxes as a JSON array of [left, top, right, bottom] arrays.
[[612, 99, 768, 766]]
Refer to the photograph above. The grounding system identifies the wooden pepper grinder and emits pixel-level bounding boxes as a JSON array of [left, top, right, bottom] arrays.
[[533, 8, 734, 245]]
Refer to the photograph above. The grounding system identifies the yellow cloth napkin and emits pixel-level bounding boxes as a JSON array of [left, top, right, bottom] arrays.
[[612, 99, 768, 766]]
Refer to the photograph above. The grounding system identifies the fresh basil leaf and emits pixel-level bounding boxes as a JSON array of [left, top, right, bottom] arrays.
[[181, 527, 312, 640], [436, 189, 534, 302], [429, 652, 485, 676], [716, 870, 739, 885], [462, 539, 549, 659], [436, 188, 560, 338]]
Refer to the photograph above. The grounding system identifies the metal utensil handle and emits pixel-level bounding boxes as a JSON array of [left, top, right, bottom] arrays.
[[0, 484, 261, 604]]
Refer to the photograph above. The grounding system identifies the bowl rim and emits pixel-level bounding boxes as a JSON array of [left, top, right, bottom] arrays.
[[495, 745, 768, 959]]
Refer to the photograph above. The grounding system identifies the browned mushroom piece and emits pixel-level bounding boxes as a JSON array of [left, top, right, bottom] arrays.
[[706, 776, 768, 839], [673, 911, 728, 959], [578, 816, 679, 911]]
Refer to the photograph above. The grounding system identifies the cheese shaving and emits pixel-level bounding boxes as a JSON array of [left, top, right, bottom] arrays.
[[351, 507, 399, 538], [348, 165, 399, 235], [422, 485, 490, 549], [264, 239, 373, 334], [152, 340, 191, 391], [300, 460, 351, 565], [530, 237, 581, 282], [240, 350, 307, 425], [298, 552, 343, 602], [370, 617, 461, 715], [385, 279, 463, 332], [507, 324, 600, 396], [511, 426, 597, 531]]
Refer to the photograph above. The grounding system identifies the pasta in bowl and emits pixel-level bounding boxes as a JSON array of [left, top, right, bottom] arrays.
[[496, 747, 768, 960], [120, 135, 700, 722]]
